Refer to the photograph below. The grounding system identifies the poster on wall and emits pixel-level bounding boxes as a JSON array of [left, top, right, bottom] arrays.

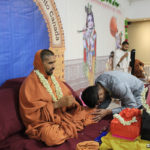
[[105, 16, 123, 71], [78, 3, 97, 85], [110, 16, 122, 50], [87, 0, 124, 57], [75, 0, 123, 85], [89, 0, 124, 75]]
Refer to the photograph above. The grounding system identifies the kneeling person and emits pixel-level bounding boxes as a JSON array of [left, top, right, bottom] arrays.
[[81, 71, 144, 122]]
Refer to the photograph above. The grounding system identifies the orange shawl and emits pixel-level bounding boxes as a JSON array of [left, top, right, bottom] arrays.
[[19, 50, 95, 146]]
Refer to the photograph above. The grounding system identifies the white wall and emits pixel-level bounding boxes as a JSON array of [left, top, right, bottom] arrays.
[[126, 0, 150, 19], [119, 0, 129, 18], [55, 0, 126, 60]]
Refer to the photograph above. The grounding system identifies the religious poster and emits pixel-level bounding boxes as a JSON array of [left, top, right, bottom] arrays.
[[78, 3, 97, 85], [110, 16, 122, 50]]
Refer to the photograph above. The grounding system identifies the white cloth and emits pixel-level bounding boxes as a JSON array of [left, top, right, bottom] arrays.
[[113, 49, 131, 73]]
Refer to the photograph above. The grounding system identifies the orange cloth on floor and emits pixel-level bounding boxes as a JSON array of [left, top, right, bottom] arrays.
[[19, 50, 95, 146], [76, 141, 99, 150]]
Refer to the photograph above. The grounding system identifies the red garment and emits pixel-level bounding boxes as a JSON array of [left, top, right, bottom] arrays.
[[110, 108, 141, 140]]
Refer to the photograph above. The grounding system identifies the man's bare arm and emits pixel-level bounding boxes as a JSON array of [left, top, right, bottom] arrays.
[[117, 52, 128, 66]]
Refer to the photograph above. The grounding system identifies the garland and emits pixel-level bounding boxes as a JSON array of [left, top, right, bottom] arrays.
[[34, 70, 63, 102], [124, 20, 128, 41], [99, 0, 120, 8], [141, 87, 150, 114], [113, 114, 137, 126]]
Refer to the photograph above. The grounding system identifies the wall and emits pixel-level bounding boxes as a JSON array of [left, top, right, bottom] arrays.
[[128, 21, 150, 65], [126, 0, 150, 68], [55, 0, 125, 60], [126, 0, 150, 20], [0, 0, 126, 89], [64, 56, 108, 90], [54, 0, 126, 89]]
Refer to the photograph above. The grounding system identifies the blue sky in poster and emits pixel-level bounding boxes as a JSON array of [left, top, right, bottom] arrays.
[[0, 0, 49, 85]]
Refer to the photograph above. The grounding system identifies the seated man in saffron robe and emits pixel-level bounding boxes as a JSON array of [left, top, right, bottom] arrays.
[[19, 49, 96, 146]]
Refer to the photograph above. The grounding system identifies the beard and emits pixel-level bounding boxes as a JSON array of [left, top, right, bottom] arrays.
[[46, 68, 54, 76], [122, 48, 128, 51]]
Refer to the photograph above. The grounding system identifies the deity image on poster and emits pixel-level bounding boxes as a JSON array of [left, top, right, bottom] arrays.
[[80, 3, 97, 85], [110, 16, 122, 49]]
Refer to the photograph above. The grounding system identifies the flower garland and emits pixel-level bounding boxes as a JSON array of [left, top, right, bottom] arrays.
[[113, 114, 137, 126], [141, 87, 150, 114], [124, 20, 128, 41], [34, 70, 63, 102]]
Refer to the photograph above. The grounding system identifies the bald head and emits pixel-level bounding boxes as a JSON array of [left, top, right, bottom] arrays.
[[40, 49, 54, 62], [40, 49, 56, 76]]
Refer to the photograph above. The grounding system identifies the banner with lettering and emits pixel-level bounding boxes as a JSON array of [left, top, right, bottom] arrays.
[[33, 0, 65, 80]]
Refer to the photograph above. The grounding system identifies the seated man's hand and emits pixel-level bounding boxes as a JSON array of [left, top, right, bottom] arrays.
[[64, 95, 76, 107], [91, 109, 112, 122], [54, 95, 75, 109]]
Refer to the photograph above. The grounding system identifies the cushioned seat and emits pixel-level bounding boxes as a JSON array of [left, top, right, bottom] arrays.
[[0, 78, 112, 150], [0, 117, 111, 150]]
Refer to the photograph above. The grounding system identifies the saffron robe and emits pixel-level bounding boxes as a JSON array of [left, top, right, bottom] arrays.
[[19, 50, 95, 146]]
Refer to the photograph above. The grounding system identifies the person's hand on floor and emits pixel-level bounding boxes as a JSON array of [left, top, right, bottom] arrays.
[[91, 109, 112, 122]]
